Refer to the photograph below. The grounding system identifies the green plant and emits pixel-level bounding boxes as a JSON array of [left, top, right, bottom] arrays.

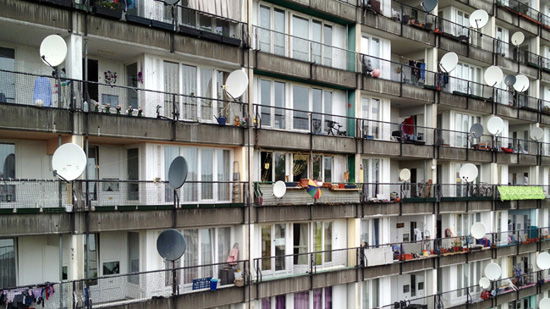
[[95, 0, 122, 10]]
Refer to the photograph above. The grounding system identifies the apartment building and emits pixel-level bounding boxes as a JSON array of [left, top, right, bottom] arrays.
[[2, 0, 550, 308]]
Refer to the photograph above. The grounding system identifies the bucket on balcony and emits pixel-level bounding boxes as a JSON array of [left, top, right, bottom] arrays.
[[210, 278, 218, 291]]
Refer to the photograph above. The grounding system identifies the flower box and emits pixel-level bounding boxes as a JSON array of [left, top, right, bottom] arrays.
[[151, 20, 173, 31], [126, 14, 151, 27], [93, 6, 122, 20]]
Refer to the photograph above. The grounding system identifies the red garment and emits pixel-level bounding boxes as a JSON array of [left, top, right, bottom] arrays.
[[402, 117, 415, 135]]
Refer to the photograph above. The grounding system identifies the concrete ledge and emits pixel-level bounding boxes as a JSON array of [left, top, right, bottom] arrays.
[[401, 144, 433, 158], [271, 0, 357, 23], [175, 122, 244, 146], [361, 140, 400, 156], [496, 245, 516, 258], [495, 6, 538, 35], [495, 152, 518, 165], [0, 213, 72, 237], [401, 258, 434, 273], [0, 0, 70, 30], [401, 202, 433, 215], [256, 129, 356, 153], [518, 242, 537, 254], [255, 204, 357, 223], [256, 275, 310, 299], [363, 203, 399, 217], [440, 253, 467, 267], [468, 248, 492, 262], [0, 104, 72, 134], [517, 200, 539, 209], [518, 109, 539, 122]]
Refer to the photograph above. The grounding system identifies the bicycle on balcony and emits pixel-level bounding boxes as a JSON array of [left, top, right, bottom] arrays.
[[326, 120, 346, 136]]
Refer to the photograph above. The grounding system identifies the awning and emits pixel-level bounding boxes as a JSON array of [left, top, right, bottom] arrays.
[[497, 186, 546, 201]]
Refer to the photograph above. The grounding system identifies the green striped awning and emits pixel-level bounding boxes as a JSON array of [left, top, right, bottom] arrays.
[[497, 186, 546, 201]]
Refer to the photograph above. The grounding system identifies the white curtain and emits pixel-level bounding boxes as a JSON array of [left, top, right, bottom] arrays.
[[189, 0, 241, 20], [380, 38, 391, 80]]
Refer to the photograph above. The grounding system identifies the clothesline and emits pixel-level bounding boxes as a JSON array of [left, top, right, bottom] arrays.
[[0, 283, 56, 308]]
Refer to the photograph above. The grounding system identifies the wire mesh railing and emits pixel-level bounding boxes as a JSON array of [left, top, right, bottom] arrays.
[[0, 179, 247, 209], [1, 260, 249, 308]]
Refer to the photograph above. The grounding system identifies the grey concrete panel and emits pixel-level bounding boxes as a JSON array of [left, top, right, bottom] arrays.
[[468, 99, 493, 114], [312, 205, 358, 220], [256, 206, 311, 223], [542, 199, 550, 209], [311, 135, 356, 153], [495, 7, 538, 35], [256, 130, 310, 151], [313, 66, 356, 89], [542, 114, 550, 125], [363, 263, 400, 279], [518, 242, 537, 254], [401, 26, 436, 46], [440, 253, 467, 266], [440, 92, 468, 109], [542, 29, 550, 43], [543, 240, 550, 250], [438, 147, 467, 161], [439, 202, 467, 214], [0, 213, 72, 237], [402, 202, 433, 215], [401, 258, 434, 273], [401, 85, 435, 103], [468, 201, 492, 212], [0, 104, 72, 134], [496, 153, 518, 165], [257, 276, 311, 299], [519, 64, 539, 79], [311, 268, 357, 289], [439, 38, 468, 58], [518, 154, 537, 165], [518, 109, 538, 122], [495, 245, 516, 258], [518, 286, 537, 299], [258, 184, 360, 207], [469, 248, 492, 262], [495, 290, 519, 305], [87, 114, 172, 140], [496, 104, 518, 119], [363, 203, 400, 217], [361, 140, 400, 156], [362, 77, 401, 97], [176, 122, 244, 146], [0, 0, 70, 29], [469, 48, 494, 65], [401, 144, 432, 158], [497, 57, 516, 73], [362, 14, 402, 37], [174, 36, 242, 64]]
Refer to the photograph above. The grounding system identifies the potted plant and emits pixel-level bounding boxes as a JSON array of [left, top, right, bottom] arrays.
[[127, 106, 134, 116], [93, 0, 123, 20]]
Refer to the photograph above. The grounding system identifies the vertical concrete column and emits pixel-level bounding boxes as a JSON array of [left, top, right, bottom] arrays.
[[69, 234, 85, 280], [65, 34, 83, 80]]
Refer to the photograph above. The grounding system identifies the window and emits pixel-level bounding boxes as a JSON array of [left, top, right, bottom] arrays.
[[260, 224, 286, 271], [259, 79, 285, 129], [165, 147, 231, 203], [361, 98, 381, 139], [453, 63, 482, 96], [454, 113, 481, 147], [103, 261, 120, 275], [294, 223, 309, 265], [293, 154, 309, 181], [313, 155, 333, 182], [85, 234, 99, 285], [128, 232, 139, 284], [0, 238, 16, 288], [260, 151, 286, 182], [362, 158, 381, 197], [362, 279, 379, 308], [257, 6, 286, 56], [0, 143, 15, 202], [164, 61, 179, 119], [0, 47, 15, 104], [314, 222, 332, 264]]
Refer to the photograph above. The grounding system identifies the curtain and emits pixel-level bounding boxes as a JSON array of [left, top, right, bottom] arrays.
[[262, 298, 271, 309], [181, 147, 198, 202], [276, 295, 286, 309], [217, 227, 230, 263], [380, 38, 391, 80], [296, 224, 309, 265], [181, 65, 197, 120], [294, 291, 309, 309], [0, 239, 15, 288], [163, 61, 179, 119], [313, 289, 322, 309], [200, 68, 213, 121], [201, 149, 214, 199], [217, 149, 230, 201], [200, 228, 214, 277], [164, 146, 180, 203], [325, 287, 332, 309], [183, 229, 198, 284], [190, 0, 241, 20]]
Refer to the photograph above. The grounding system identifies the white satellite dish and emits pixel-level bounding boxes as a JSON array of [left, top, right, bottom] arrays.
[[470, 10, 489, 29], [39, 35, 67, 67], [439, 52, 459, 73], [399, 168, 411, 182], [513, 74, 529, 92], [273, 180, 287, 198], [487, 116, 504, 136], [470, 222, 487, 239], [52, 143, 87, 181], [479, 277, 491, 290], [530, 127, 544, 142], [224, 69, 249, 99], [537, 252, 550, 270], [459, 163, 478, 182], [484, 66, 504, 87], [469, 123, 484, 138], [541, 297, 550, 309], [484, 262, 502, 281], [511, 31, 525, 46]]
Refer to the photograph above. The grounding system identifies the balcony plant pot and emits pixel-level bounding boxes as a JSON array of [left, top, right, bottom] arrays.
[[126, 14, 151, 27], [151, 20, 173, 31], [93, 6, 123, 20], [300, 178, 309, 187], [200, 30, 223, 42], [338, 183, 346, 189], [179, 25, 201, 37], [222, 36, 241, 46]]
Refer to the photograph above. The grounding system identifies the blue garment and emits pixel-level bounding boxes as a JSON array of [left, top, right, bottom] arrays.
[[420, 63, 426, 80], [33, 77, 52, 107]]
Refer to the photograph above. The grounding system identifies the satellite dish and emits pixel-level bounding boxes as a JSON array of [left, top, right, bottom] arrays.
[[52, 143, 87, 181], [484, 262, 502, 281], [484, 66, 504, 87], [224, 69, 249, 99], [469, 123, 484, 138], [530, 127, 544, 142], [541, 298, 550, 309], [273, 180, 287, 198], [39, 35, 67, 67], [168, 156, 188, 189], [537, 252, 550, 270], [511, 31, 525, 46], [513, 74, 529, 92], [163, 0, 180, 4], [470, 222, 487, 239], [487, 116, 504, 136], [439, 52, 459, 73], [470, 10, 489, 29], [479, 277, 491, 290], [459, 163, 478, 182], [421, 0, 438, 13], [504, 75, 516, 87], [399, 168, 411, 182], [157, 229, 186, 261]]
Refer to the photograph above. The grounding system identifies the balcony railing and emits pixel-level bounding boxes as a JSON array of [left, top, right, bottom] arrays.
[[1, 259, 249, 308], [0, 69, 247, 124], [0, 179, 247, 210]]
